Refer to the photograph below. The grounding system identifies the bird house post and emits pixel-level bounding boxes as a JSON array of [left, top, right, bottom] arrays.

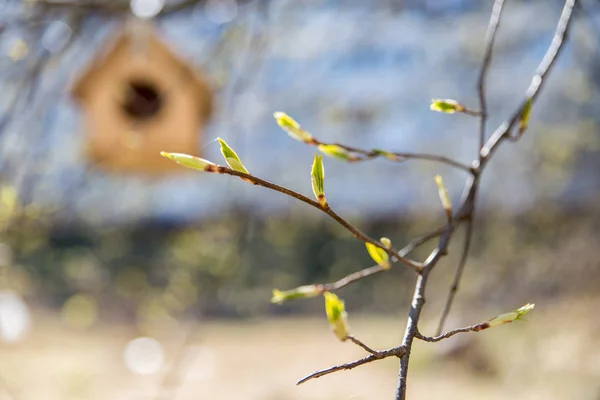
[[71, 22, 213, 174]]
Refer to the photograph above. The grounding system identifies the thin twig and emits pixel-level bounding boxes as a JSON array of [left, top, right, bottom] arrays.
[[477, 0, 506, 151], [398, 226, 447, 257], [435, 219, 474, 335], [219, 167, 424, 272], [461, 107, 483, 117], [297, 346, 406, 385], [321, 265, 384, 291], [312, 140, 473, 172], [347, 335, 379, 355], [415, 322, 487, 343]]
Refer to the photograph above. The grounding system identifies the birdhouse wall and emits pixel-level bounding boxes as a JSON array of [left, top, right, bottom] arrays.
[[75, 31, 211, 174]]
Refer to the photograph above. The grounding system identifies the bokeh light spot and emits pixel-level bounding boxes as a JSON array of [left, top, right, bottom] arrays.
[[123, 337, 164, 375], [41, 21, 72, 54], [0, 291, 31, 343], [130, 0, 165, 19]]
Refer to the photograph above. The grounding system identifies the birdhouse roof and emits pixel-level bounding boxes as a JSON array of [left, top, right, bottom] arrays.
[[71, 21, 213, 121]]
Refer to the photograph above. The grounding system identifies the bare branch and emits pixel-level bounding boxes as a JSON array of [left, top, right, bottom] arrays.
[[477, 0, 506, 151], [479, 0, 577, 165], [398, 226, 446, 257], [347, 335, 380, 355], [461, 107, 483, 117], [321, 265, 385, 292], [297, 346, 406, 385], [415, 322, 487, 343], [435, 219, 474, 336]]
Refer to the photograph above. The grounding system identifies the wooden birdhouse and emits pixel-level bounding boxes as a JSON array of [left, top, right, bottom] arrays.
[[71, 22, 213, 174]]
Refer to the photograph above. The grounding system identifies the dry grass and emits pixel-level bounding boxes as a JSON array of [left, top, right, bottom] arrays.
[[1, 296, 599, 400]]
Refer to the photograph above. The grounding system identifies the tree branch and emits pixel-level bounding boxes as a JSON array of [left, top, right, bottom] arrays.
[[394, 2, 577, 398], [415, 322, 487, 343], [347, 335, 380, 355], [435, 219, 474, 335], [308, 140, 473, 172], [297, 345, 406, 385], [477, 0, 506, 151], [479, 0, 577, 166], [395, 269, 430, 400], [219, 167, 424, 272]]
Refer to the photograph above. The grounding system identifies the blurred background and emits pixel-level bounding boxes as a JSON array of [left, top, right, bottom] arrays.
[[1, 0, 600, 399]]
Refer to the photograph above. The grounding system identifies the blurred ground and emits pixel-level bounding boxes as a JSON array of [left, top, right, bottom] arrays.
[[1, 296, 599, 400]]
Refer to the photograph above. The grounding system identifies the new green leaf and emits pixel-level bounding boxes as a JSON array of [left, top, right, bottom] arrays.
[[430, 98, 465, 114], [273, 112, 314, 143], [487, 303, 535, 328], [324, 292, 350, 341], [365, 238, 392, 270], [217, 137, 249, 174], [311, 154, 327, 207], [317, 144, 352, 161], [271, 285, 322, 304], [160, 152, 216, 172]]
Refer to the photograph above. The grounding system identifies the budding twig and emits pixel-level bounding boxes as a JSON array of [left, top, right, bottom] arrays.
[[273, 112, 472, 172], [320, 226, 445, 292], [319, 140, 473, 172], [416, 324, 487, 343], [160, 1, 577, 397], [220, 167, 424, 273]]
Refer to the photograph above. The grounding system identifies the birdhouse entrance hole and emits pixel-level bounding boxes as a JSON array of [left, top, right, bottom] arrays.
[[121, 79, 164, 121]]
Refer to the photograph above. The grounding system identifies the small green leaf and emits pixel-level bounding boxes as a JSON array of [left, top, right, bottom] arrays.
[[273, 112, 314, 143], [160, 152, 216, 172], [324, 292, 350, 341], [365, 238, 392, 270], [317, 144, 352, 161], [434, 175, 452, 220], [217, 137, 249, 174], [271, 285, 322, 304], [487, 303, 535, 328], [311, 154, 327, 207], [430, 99, 465, 114], [519, 98, 533, 136]]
